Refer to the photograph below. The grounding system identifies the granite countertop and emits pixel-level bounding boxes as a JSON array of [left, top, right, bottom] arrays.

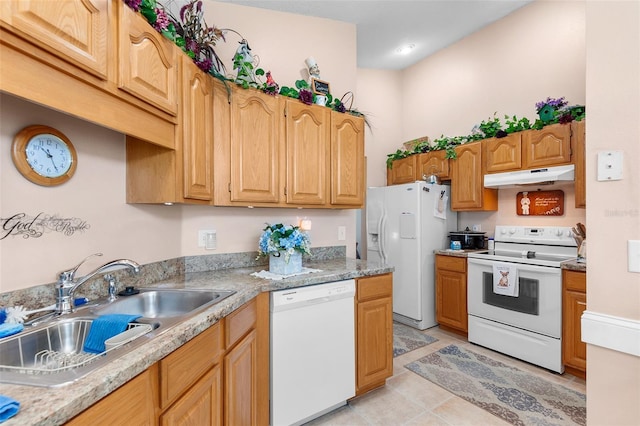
[[434, 249, 489, 258], [0, 257, 392, 426], [561, 259, 586, 272]]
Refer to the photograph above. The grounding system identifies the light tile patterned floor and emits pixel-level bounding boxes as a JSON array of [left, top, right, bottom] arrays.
[[305, 326, 586, 426]]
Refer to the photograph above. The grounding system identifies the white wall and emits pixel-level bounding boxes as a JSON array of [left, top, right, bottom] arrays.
[[357, 0, 587, 235], [0, 1, 358, 292]]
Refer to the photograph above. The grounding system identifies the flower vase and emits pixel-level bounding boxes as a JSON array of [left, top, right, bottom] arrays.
[[269, 252, 302, 275]]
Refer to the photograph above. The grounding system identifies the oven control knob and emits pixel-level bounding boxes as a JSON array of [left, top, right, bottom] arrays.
[[555, 228, 563, 236], [500, 228, 507, 235], [509, 228, 516, 235]]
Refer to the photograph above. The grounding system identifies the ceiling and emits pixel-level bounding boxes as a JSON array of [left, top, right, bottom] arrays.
[[216, 0, 533, 70]]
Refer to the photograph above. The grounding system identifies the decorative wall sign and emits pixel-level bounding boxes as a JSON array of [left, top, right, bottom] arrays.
[[0, 213, 90, 240], [311, 78, 330, 96], [516, 190, 564, 216]]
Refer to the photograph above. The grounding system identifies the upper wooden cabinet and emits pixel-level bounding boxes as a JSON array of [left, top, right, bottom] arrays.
[[522, 123, 572, 169], [181, 57, 214, 201], [118, 0, 179, 116], [387, 155, 417, 185], [285, 101, 330, 205], [572, 120, 586, 208], [1, 0, 177, 148], [387, 150, 450, 185], [330, 111, 365, 207], [126, 57, 213, 204], [417, 150, 450, 181], [214, 87, 365, 208], [450, 142, 498, 211], [0, 0, 110, 80], [484, 133, 522, 173], [229, 87, 283, 204]]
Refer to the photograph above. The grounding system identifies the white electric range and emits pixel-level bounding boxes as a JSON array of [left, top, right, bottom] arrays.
[[466, 226, 577, 373]]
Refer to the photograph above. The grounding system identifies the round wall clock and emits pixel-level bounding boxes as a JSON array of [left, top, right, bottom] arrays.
[[11, 125, 78, 186]]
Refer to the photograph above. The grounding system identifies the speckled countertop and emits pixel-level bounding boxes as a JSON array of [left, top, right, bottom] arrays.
[[434, 249, 488, 258], [561, 259, 586, 272], [0, 255, 392, 426]]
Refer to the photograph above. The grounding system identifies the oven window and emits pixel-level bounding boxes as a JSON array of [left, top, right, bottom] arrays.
[[481, 272, 539, 315]]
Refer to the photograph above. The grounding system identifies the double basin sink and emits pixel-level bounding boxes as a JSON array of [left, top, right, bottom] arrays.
[[0, 288, 235, 387]]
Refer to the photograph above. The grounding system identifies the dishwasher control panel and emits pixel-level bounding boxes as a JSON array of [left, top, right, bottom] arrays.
[[270, 279, 355, 311]]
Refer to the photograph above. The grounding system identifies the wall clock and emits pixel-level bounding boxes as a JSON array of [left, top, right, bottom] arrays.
[[11, 125, 78, 186]]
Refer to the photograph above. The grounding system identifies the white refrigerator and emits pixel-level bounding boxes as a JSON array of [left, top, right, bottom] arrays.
[[366, 181, 457, 330]]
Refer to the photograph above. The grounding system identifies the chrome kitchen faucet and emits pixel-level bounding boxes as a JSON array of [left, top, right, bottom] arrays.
[[55, 253, 140, 315]]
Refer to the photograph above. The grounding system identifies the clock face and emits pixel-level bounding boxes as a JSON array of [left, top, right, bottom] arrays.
[[25, 133, 73, 178], [11, 125, 78, 186]]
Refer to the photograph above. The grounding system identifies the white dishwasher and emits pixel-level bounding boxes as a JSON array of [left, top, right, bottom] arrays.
[[270, 279, 356, 426]]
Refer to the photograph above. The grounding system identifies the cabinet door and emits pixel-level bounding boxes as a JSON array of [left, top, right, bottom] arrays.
[[0, 0, 109, 80], [161, 365, 222, 426], [563, 270, 586, 373], [435, 255, 468, 332], [484, 133, 522, 173], [230, 89, 281, 203], [66, 364, 158, 425], [387, 156, 416, 185], [522, 123, 572, 168], [118, 2, 178, 116], [356, 274, 393, 396], [225, 329, 258, 426], [182, 58, 213, 201], [331, 112, 365, 206], [451, 142, 497, 211], [285, 101, 329, 205], [417, 151, 450, 180], [572, 120, 586, 208]]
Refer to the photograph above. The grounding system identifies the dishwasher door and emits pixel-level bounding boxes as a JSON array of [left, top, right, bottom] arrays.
[[270, 280, 356, 426]]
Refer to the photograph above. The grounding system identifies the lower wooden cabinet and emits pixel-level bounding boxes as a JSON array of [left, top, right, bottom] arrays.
[[355, 274, 393, 396], [562, 269, 587, 378], [69, 295, 270, 425], [435, 255, 468, 334], [66, 363, 159, 426], [160, 365, 222, 426]]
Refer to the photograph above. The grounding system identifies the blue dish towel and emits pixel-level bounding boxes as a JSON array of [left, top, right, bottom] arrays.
[[0, 395, 19, 423], [83, 314, 141, 354], [0, 323, 23, 339]]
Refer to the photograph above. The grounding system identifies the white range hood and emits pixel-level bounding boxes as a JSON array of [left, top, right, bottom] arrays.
[[484, 164, 575, 188]]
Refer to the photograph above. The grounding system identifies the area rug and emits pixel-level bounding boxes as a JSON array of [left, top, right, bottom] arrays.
[[393, 322, 438, 357], [405, 344, 586, 426]]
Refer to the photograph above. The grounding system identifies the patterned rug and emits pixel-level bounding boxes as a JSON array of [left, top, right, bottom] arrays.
[[405, 345, 586, 426], [393, 322, 438, 357]]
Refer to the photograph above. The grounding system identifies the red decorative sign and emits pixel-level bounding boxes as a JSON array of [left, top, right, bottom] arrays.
[[516, 190, 564, 216]]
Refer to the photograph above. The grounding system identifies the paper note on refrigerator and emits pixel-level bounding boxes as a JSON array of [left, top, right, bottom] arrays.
[[400, 213, 416, 239]]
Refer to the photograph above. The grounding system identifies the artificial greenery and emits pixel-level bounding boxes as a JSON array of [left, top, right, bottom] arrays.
[[386, 97, 585, 169]]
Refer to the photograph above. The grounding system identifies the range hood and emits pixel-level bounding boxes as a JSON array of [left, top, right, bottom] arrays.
[[484, 164, 575, 188]]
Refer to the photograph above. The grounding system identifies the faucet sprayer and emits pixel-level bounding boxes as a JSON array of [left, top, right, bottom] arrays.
[[55, 253, 141, 315]]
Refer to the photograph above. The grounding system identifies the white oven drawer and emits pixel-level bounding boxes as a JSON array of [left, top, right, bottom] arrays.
[[467, 257, 562, 338]]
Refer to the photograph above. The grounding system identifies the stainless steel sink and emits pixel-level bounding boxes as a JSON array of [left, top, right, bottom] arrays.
[[0, 288, 235, 387], [91, 289, 235, 318]]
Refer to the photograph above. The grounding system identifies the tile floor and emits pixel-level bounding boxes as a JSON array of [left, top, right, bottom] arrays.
[[306, 326, 586, 426]]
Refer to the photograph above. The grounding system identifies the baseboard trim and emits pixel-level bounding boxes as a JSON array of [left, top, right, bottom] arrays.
[[581, 310, 640, 357]]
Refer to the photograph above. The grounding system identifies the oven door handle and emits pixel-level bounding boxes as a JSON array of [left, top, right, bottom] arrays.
[[467, 257, 562, 274]]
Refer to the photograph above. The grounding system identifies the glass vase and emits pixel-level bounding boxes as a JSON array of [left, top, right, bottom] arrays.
[[269, 251, 302, 275]]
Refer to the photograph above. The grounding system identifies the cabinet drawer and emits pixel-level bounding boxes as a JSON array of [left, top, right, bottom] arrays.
[[357, 274, 392, 302], [435, 255, 466, 273], [563, 269, 586, 293], [160, 322, 223, 409], [226, 299, 257, 349]]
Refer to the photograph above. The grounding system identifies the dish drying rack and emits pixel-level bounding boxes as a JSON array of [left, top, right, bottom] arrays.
[[3, 320, 152, 375]]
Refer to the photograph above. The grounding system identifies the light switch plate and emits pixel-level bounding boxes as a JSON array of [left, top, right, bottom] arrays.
[[629, 240, 640, 273], [597, 151, 623, 181]]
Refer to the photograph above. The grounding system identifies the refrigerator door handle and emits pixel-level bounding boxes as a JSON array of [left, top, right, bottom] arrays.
[[379, 213, 388, 263]]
